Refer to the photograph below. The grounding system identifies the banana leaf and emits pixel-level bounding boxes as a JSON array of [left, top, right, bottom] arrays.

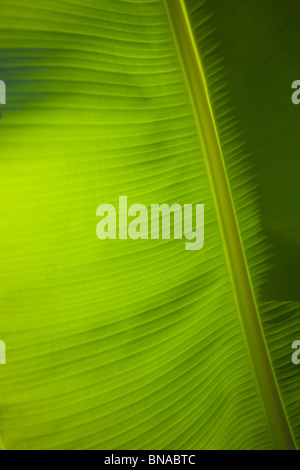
[[0, 0, 299, 450]]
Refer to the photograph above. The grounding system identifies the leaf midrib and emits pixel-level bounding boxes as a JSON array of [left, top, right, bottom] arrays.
[[164, 0, 295, 450]]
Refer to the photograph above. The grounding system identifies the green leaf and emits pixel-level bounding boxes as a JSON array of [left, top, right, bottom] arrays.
[[0, 0, 299, 450]]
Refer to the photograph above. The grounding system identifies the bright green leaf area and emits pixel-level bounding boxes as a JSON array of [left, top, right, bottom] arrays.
[[0, 0, 299, 450]]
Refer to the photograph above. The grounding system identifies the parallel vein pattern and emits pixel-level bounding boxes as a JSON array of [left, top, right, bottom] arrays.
[[0, 0, 290, 450]]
